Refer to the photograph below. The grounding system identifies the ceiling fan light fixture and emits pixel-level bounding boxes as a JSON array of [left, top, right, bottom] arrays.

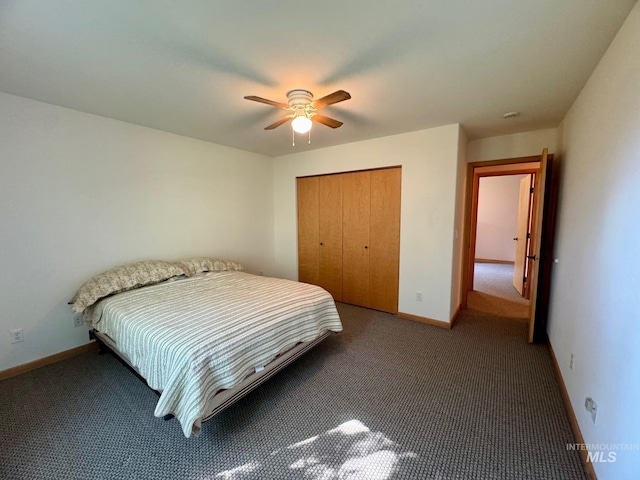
[[291, 114, 312, 134], [244, 89, 350, 140]]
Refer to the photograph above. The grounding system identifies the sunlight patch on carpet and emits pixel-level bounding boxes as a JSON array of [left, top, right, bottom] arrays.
[[215, 420, 417, 479]]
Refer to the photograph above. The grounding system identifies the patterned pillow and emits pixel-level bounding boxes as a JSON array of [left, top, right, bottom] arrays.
[[176, 257, 245, 276], [69, 260, 187, 313]]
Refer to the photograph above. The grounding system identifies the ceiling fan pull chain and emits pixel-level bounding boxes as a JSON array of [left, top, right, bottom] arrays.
[[308, 129, 311, 145], [292, 128, 295, 147]]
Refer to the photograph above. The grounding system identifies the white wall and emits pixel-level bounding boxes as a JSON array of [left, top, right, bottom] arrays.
[[450, 126, 468, 318], [549, 4, 640, 479], [467, 128, 558, 163], [0, 92, 274, 372], [273, 124, 463, 322], [475, 175, 525, 262]]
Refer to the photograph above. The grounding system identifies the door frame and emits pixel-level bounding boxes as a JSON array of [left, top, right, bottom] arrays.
[[462, 156, 541, 303]]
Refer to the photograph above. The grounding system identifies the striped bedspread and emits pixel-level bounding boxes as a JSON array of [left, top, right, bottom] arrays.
[[85, 271, 343, 437]]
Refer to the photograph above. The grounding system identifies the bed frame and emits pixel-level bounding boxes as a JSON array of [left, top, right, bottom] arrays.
[[89, 328, 332, 422]]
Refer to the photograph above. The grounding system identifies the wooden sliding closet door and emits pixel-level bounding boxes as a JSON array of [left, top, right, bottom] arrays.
[[297, 167, 400, 312], [318, 174, 343, 301], [342, 171, 371, 307], [297, 176, 320, 286], [369, 167, 401, 313]]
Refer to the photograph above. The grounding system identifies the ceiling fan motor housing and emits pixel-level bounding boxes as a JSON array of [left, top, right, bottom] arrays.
[[286, 89, 314, 107]]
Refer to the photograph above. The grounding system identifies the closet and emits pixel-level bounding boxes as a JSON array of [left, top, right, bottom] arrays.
[[297, 167, 401, 313]]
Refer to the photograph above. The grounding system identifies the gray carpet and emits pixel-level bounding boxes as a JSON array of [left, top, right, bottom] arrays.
[[469, 263, 530, 319], [0, 303, 586, 479]]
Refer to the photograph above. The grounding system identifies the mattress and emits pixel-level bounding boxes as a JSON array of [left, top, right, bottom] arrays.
[[84, 271, 343, 437]]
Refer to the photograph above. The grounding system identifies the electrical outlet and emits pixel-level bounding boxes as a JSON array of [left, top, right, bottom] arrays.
[[569, 354, 574, 370], [416, 291, 423, 301], [10, 328, 24, 343], [73, 314, 84, 328]]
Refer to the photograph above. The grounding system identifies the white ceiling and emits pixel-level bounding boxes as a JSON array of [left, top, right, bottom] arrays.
[[0, 1, 636, 157]]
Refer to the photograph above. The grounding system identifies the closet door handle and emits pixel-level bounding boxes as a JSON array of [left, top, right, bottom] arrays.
[[320, 242, 323, 246], [364, 246, 368, 249]]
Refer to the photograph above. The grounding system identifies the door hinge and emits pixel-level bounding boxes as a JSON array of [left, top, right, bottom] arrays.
[[526, 232, 531, 239], [530, 187, 534, 194], [523, 276, 527, 283]]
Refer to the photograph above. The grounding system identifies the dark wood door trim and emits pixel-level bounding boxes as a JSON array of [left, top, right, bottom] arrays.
[[462, 156, 541, 308]]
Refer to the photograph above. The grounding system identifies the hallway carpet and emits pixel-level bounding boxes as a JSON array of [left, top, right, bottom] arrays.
[[468, 262, 530, 319]]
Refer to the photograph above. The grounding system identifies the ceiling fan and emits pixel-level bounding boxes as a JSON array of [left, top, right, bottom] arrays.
[[244, 89, 351, 139]]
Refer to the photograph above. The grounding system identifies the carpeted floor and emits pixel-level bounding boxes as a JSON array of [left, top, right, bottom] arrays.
[[0, 303, 586, 479], [468, 262, 530, 319]]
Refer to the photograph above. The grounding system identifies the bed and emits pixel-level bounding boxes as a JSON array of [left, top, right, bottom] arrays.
[[74, 261, 342, 437]]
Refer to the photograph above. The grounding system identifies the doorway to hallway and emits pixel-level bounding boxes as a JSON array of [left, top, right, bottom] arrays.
[[461, 150, 557, 342]]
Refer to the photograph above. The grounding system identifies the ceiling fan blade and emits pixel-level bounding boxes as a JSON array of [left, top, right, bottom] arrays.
[[265, 116, 293, 130], [244, 95, 288, 109], [311, 90, 351, 109], [311, 114, 343, 129]]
